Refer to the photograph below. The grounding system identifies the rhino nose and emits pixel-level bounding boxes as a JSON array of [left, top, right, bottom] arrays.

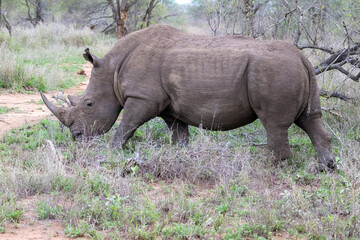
[[72, 130, 83, 140]]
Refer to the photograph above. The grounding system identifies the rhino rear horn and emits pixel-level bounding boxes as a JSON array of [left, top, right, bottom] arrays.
[[83, 48, 100, 67], [68, 94, 81, 106], [40, 92, 72, 127]]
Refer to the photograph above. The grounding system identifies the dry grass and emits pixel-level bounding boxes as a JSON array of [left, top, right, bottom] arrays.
[[0, 23, 116, 92], [1, 109, 359, 239]]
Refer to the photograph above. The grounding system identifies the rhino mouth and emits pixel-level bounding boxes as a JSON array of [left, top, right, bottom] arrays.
[[71, 130, 100, 142], [71, 130, 83, 141]]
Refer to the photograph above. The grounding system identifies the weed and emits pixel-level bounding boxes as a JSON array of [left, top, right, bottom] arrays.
[[0, 106, 15, 114], [162, 223, 206, 239], [5, 209, 23, 223], [36, 200, 63, 220], [64, 220, 90, 237]]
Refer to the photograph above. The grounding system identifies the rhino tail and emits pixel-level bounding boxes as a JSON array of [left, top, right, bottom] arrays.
[[303, 56, 322, 119]]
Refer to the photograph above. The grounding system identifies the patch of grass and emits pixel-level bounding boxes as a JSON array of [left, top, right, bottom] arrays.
[[162, 223, 206, 239], [0, 119, 72, 152], [5, 209, 23, 223], [0, 195, 24, 225], [64, 220, 93, 238], [36, 200, 63, 220], [0, 106, 16, 114]]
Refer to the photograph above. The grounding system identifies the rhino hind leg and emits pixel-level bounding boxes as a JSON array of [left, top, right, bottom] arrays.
[[160, 115, 189, 145], [295, 115, 335, 170], [264, 125, 291, 162]]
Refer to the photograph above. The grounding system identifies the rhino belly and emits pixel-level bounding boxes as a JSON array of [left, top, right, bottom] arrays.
[[162, 73, 257, 130], [165, 95, 257, 131]]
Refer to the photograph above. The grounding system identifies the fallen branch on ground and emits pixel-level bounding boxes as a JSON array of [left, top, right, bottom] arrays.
[[321, 107, 343, 118]]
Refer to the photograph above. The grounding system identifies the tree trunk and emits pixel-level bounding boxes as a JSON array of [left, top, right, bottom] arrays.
[[141, 0, 158, 29], [146, 0, 155, 27], [0, 0, 2, 25], [2, 11, 11, 36], [108, 0, 129, 39], [35, 0, 44, 24], [243, 0, 254, 36], [116, 8, 127, 39], [25, 0, 44, 27]]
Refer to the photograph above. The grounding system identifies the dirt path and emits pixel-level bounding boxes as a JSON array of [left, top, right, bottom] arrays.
[[0, 63, 92, 137]]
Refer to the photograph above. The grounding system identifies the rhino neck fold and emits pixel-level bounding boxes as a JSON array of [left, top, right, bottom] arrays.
[[111, 42, 140, 108]]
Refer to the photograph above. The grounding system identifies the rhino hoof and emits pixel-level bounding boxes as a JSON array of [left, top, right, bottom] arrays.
[[318, 153, 336, 172]]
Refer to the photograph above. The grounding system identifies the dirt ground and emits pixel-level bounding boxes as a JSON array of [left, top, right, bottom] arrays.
[[0, 62, 92, 138]]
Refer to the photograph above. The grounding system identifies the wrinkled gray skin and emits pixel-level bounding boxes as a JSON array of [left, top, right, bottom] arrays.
[[41, 25, 335, 170]]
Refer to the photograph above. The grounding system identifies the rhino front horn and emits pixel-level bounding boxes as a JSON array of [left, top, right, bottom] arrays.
[[40, 92, 71, 127]]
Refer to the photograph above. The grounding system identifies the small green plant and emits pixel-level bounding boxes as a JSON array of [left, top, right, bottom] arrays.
[[215, 203, 228, 214], [65, 223, 88, 238], [36, 200, 63, 220], [88, 174, 111, 197], [162, 223, 206, 239], [0, 106, 15, 114], [5, 209, 23, 223], [51, 175, 74, 193]]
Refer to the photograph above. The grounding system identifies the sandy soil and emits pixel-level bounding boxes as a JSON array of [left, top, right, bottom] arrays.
[[0, 63, 92, 138]]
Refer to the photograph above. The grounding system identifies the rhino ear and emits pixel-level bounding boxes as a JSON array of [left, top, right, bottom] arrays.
[[83, 48, 100, 67]]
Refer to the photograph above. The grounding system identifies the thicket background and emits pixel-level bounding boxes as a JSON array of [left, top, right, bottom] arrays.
[[0, 0, 359, 239]]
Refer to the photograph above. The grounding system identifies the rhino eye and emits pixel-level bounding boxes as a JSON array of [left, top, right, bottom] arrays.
[[87, 102, 93, 107]]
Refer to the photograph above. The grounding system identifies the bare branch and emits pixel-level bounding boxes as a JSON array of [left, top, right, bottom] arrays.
[[157, 13, 177, 21], [261, 8, 296, 36], [87, 2, 109, 16], [101, 21, 115, 33], [320, 89, 356, 102], [107, 0, 118, 19], [319, 65, 360, 82], [298, 41, 360, 82], [297, 44, 335, 54]]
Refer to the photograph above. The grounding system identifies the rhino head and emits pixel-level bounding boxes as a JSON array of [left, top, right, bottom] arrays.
[[41, 48, 122, 140]]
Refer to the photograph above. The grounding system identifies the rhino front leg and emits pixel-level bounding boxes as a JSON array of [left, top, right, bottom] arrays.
[[111, 98, 159, 148], [160, 114, 189, 145], [295, 115, 335, 170]]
